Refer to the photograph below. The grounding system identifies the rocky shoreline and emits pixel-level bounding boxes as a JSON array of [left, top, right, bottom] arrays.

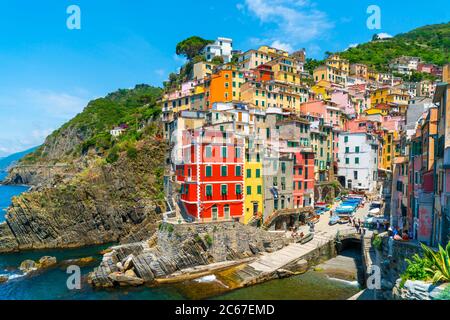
[[0, 136, 167, 253], [88, 222, 290, 288]]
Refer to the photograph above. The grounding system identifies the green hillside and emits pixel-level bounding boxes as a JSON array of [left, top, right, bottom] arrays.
[[339, 22, 450, 72], [21, 84, 163, 164]]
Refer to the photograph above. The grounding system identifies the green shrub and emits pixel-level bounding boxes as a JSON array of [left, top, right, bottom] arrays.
[[421, 242, 450, 284], [126, 145, 138, 159], [204, 234, 213, 246], [372, 235, 383, 251], [401, 253, 434, 287]]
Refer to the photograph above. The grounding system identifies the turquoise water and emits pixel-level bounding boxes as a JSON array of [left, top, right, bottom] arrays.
[[0, 171, 29, 223], [0, 176, 359, 300]]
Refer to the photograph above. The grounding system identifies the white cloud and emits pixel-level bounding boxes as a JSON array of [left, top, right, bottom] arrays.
[[241, 0, 333, 50], [23, 89, 87, 118], [376, 32, 393, 39], [0, 89, 89, 157], [270, 40, 294, 53]]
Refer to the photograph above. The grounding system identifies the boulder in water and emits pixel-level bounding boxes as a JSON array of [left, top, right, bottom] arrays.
[[108, 270, 144, 287], [19, 260, 37, 274], [0, 275, 8, 284], [60, 257, 96, 267], [38, 256, 57, 269]]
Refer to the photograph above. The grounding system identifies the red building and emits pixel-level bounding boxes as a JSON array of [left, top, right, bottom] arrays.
[[292, 150, 315, 208], [176, 128, 244, 221]]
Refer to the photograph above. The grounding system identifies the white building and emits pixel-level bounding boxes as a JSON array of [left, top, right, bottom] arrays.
[[337, 132, 380, 192], [110, 126, 126, 137], [203, 37, 233, 63]]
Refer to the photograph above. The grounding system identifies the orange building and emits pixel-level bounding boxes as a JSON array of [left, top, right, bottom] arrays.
[[205, 66, 245, 108]]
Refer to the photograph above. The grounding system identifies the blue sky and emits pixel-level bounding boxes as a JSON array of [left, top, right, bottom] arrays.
[[0, 0, 448, 157]]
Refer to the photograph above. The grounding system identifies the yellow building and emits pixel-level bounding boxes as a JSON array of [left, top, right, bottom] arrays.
[[266, 56, 302, 85], [192, 61, 214, 81], [243, 139, 264, 224], [311, 80, 332, 100], [313, 65, 347, 85], [326, 54, 350, 74], [240, 80, 309, 112], [370, 86, 410, 113]]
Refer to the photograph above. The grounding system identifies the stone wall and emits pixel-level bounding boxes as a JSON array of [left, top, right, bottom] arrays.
[[378, 235, 424, 299], [393, 280, 449, 300]]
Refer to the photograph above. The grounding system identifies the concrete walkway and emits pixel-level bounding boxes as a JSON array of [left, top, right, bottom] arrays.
[[219, 203, 372, 288]]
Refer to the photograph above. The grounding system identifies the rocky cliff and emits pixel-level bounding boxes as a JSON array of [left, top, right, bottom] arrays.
[[0, 85, 167, 253], [0, 125, 167, 253], [88, 222, 290, 287]]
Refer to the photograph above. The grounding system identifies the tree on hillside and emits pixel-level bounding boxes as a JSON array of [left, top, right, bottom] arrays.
[[211, 56, 224, 65], [176, 36, 213, 60]]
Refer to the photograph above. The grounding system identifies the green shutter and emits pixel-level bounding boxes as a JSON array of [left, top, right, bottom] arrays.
[[345, 158, 349, 164], [256, 169, 261, 178], [206, 185, 213, 196], [247, 186, 252, 195], [247, 169, 252, 178], [355, 146, 360, 153], [236, 166, 241, 176], [355, 157, 360, 164], [206, 166, 212, 177], [221, 166, 227, 176], [236, 184, 242, 195], [257, 185, 262, 194], [221, 185, 228, 195], [222, 146, 227, 158]]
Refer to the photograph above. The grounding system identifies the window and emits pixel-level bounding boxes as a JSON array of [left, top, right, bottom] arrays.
[[222, 146, 227, 158], [256, 169, 261, 178], [344, 136, 349, 143], [354, 171, 358, 180], [257, 185, 262, 194], [221, 184, 228, 196], [355, 146, 360, 153], [235, 147, 241, 159], [345, 158, 349, 164], [224, 205, 230, 219], [206, 165, 212, 177], [281, 162, 286, 174], [212, 205, 218, 221], [205, 146, 212, 158], [235, 165, 242, 177], [236, 184, 242, 195], [247, 186, 252, 195], [247, 169, 252, 178], [206, 185, 213, 197], [355, 157, 360, 164], [221, 165, 228, 176], [345, 147, 350, 153]]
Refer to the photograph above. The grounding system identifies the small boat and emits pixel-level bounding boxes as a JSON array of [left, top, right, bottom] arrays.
[[329, 215, 340, 226], [299, 232, 314, 244], [338, 216, 350, 224], [309, 215, 320, 224]]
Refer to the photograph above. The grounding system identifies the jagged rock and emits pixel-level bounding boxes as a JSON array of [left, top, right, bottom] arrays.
[[0, 132, 167, 253], [0, 275, 8, 284], [108, 271, 144, 287], [88, 221, 290, 288], [19, 260, 37, 274], [60, 257, 96, 267], [38, 256, 57, 269], [123, 255, 134, 271]]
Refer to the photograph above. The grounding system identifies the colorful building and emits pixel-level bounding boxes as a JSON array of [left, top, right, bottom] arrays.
[[176, 128, 245, 221]]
